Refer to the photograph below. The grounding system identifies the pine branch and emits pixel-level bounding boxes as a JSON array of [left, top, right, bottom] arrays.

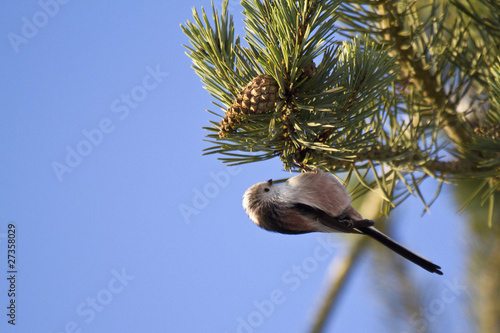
[[336, 0, 500, 213], [183, 0, 500, 217], [377, 1, 470, 145]]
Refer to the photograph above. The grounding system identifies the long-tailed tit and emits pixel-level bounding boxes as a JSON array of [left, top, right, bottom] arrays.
[[243, 170, 443, 275]]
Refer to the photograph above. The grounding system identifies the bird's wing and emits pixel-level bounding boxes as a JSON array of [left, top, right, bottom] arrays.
[[291, 202, 374, 233], [286, 171, 352, 218]]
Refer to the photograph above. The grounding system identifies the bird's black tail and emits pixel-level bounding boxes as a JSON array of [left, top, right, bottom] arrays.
[[358, 226, 443, 275]]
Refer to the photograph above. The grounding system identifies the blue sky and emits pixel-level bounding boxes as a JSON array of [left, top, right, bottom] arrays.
[[1, 1, 471, 332]]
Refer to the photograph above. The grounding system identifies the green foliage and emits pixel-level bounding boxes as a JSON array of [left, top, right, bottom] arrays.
[[181, 0, 500, 221], [488, 61, 500, 122]]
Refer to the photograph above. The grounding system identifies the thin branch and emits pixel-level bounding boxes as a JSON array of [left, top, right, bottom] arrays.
[[309, 237, 369, 333], [377, 1, 470, 145]]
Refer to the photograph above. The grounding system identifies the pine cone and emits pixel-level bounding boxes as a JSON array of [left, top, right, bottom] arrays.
[[219, 74, 279, 138]]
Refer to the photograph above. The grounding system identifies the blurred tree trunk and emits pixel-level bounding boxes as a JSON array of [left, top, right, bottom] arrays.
[[457, 180, 500, 333]]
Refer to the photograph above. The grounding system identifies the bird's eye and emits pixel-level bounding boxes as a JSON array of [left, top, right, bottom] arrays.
[[264, 187, 270, 192]]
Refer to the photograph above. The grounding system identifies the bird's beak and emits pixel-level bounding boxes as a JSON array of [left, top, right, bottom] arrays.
[[267, 179, 273, 185]]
